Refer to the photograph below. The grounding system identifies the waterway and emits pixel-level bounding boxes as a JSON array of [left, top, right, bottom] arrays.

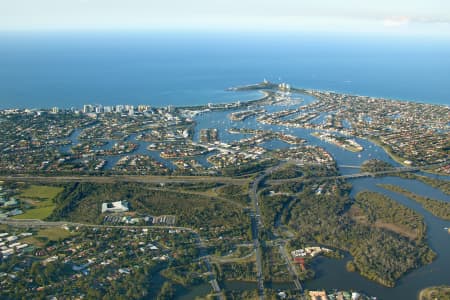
[[304, 177, 450, 300], [59, 93, 449, 299], [176, 178, 450, 300], [176, 280, 294, 299], [193, 92, 400, 175], [190, 98, 449, 299]]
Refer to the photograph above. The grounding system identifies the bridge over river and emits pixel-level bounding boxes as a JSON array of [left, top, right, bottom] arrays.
[[267, 166, 420, 185]]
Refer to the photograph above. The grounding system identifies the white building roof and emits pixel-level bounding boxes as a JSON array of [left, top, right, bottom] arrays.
[[101, 201, 129, 213]]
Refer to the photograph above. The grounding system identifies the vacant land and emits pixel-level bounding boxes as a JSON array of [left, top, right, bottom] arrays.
[[22, 227, 76, 247], [19, 185, 64, 200], [348, 192, 423, 240], [13, 185, 63, 220]]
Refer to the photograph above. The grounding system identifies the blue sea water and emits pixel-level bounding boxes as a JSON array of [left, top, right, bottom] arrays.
[[0, 31, 449, 109]]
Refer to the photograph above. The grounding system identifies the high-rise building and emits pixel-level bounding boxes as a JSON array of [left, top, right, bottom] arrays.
[[83, 104, 93, 113]]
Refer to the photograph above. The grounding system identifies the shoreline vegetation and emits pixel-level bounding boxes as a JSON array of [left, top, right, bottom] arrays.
[[397, 173, 450, 195], [366, 136, 410, 167], [360, 159, 395, 173], [378, 184, 450, 221], [0, 80, 449, 298], [276, 174, 434, 288], [347, 191, 434, 287], [419, 286, 450, 300]]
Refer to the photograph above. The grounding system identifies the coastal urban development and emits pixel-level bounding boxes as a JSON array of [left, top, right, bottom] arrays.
[[0, 81, 449, 300]]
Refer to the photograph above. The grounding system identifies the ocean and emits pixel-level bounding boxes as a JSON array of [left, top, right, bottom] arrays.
[[0, 31, 449, 109]]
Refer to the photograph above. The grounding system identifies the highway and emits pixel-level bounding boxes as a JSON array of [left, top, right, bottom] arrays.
[[0, 163, 432, 299], [0, 218, 198, 231], [247, 163, 419, 297], [267, 166, 420, 185], [0, 174, 248, 185], [250, 174, 265, 300]]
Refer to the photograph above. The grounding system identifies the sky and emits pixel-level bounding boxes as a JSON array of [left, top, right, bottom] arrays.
[[1, 0, 450, 36]]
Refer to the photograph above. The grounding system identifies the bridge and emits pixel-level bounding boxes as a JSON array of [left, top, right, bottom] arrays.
[[278, 242, 303, 292], [339, 167, 420, 179], [338, 165, 361, 169], [267, 166, 420, 185]]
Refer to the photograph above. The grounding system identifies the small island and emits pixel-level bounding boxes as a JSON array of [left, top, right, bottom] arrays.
[[312, 132, 364, 152]]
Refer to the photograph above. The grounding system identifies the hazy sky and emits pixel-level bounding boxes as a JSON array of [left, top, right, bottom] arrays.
[[1, 0, 450, 35]]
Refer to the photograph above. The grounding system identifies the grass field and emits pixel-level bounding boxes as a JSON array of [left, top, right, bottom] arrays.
[[13, 185, 63, 220], [22, 227, 75, 247], [18, 185, 63, 200], [37, 227, 74, 240]]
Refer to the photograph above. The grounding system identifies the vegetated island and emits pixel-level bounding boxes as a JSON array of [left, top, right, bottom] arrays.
[[379, 184, 450, 221], [0, 81, 449, 299], [419, 286, 450, 300], [344, 191, 434, 287], [264, 166, 435, 288], [397, 173, 450, 195], [360, 159, 395, 173]]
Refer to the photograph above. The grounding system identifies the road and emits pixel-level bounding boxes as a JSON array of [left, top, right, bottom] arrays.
[[267, 166, 420, 185], [249, 173, 266, 299], [0, 218, 226, 299], [0, 163, 428, 299], [0, 174, 248, 185], [278, 241, 303, 291], [0, 218, 198, 231], [249, 163, 288, 300], [192, 233, 225, 300]]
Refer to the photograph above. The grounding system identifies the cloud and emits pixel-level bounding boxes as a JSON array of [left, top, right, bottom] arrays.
[[383, 16, 410, 27], [413, 16, 450, 24]]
